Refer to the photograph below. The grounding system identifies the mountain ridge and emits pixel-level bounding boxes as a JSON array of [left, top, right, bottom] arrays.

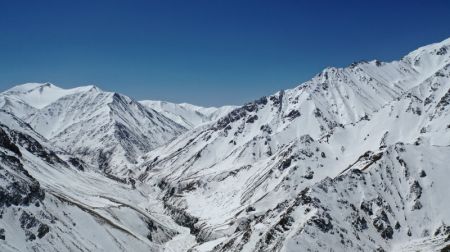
[[134, 37, 450, 251], [0, 83, 234, 176], [0, 37, 450, 251]]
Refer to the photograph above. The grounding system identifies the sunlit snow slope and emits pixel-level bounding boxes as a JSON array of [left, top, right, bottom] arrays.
[[139, 100, 236, 129], [135, 37, 450, 251], [1, 38, 450, 252], [1, 84, 187, 176], [0, 110, 196, 251]]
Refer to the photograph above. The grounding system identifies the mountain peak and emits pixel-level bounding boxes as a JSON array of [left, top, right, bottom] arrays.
[[4, 82, 55, 93], [139, 99, 236, 129], [401, 37, 450, 70], [84, 84, 102, 92], [2, 83, 102, 109]]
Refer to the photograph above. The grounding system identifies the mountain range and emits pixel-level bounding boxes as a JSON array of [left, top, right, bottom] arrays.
[[1, 38, 450, 251]]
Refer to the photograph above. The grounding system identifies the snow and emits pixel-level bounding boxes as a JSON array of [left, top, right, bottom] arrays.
[[135, 37, 450, 251], [1, 37, 450, 251], [139, 100, 236, 129], [0, 111, 194, 251], [3, 83, 96, 109], [2, 85, 187, 176]]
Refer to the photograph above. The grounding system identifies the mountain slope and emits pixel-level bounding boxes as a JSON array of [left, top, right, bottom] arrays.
[[210, 143, 450, 251], [2, 83, 94, 109], [134, 37, 450, 251], [139, 100, 236, 129], [1, 84, 186, 176], [1, 38, 449, 252], [0, 110, 195, 252]]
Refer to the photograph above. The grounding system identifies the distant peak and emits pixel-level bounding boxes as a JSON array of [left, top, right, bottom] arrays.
[[313, 67, 341, 81], [81, 85, 102, 92], [404, 37, 450, 62], [4, 82, 58, 94], [423, 36, 450, 49], [1, 83, 105, 109], [37, 83, 56, 93]]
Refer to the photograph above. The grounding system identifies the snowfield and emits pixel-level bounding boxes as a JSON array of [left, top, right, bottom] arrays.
[[1, 38, 450, 251]]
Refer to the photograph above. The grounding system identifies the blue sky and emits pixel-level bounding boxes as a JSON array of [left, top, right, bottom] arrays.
[[1, 0, 449, 106]]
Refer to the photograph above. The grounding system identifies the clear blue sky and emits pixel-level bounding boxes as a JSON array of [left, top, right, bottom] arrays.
[[1, 0, 449, 106]]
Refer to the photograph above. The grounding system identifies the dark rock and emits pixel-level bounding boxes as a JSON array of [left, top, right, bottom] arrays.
[[381, 226, 394, 239], [434, 224, 450, 236], [295, 188, 312, 205], [10, 130, 66, 166], [236, 218, 252, 232], [303, 170, 314, 180], [129, 178, 136, 189], [278, 215, 294, 231], [441, 244, 450, 252], [309, 214, 333, 232], [0, 152, 29, 178], [146, 220, 157, 241], [410, 180, 422, 199], [68, 157, 85, 171], [104, 172, 127, 184], [379, 210, 389, 223], [215, 97, 267, 130], [260, 124, 272, 134], [373, 210, 394, 240], [20, 211, 39, 229], [360, 201, 373, 215], [419, 170, 427, 177], [279, 158, 292, 170], [285, 110, 301, 120], [0, 127, 22, 157], [353, 216, 368, 231], [412, 200, 423, 210], [0, 162, 45, 207], [37, 224, 50, 238], [25, 230, 36, 241], [246, 115, 258, 124], [436, 88, 450, 111], [299, 135, 314, 145], [246, 206, 256, 212], [314, 108, 322, 118], [163, 200, 200, 239], [436, 46, 447, 55]]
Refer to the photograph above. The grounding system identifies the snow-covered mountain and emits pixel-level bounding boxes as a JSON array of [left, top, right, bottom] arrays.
[[2, 83, 94, 109], [1, 38, 450, 251], [1, 83, 186, 176], [139, 100, 236, 129], [0, 110, 195, 251], [134, 37, 450, 251]]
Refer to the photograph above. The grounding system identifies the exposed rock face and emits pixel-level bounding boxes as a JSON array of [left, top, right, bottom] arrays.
[[0, 127, 21, 156], [0, 124, 49, 245], [0, 133, 45, 208]]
